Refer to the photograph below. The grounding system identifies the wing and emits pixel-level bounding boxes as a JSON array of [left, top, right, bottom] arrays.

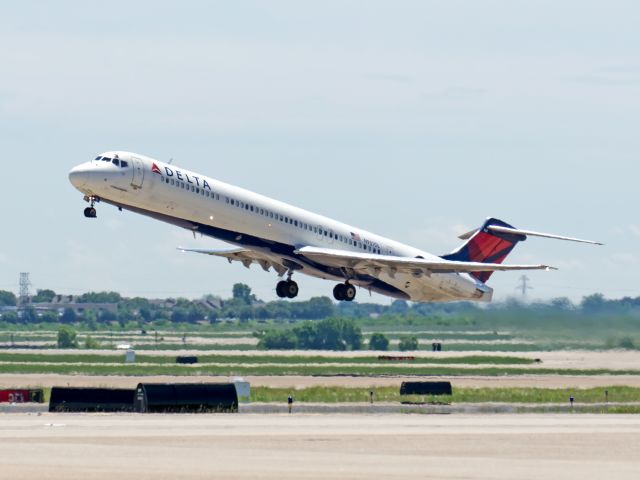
[[295, 246, 556, 276], [178, 247, 289, 276]]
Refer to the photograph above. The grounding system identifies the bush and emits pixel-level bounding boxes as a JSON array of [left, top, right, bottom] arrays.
[[1, 311, 19, 324], [39, 311, 59, 323], [60, 308, 77, 324], [257, 317, 363, 351], [258, 329, 298, 349], [616, 337, 638, 350], [84, 335, 100, 349], [398, 335, 419, 351], [369, 333, 390, 351], [57, 326, 78, 348]]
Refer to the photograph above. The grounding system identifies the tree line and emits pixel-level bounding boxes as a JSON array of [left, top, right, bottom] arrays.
[[1, 284, 640, 326]]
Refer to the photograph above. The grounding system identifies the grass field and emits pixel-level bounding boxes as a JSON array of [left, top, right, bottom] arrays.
[[0, 353, 536, 365], [0, 322, 640, 353], [250, 386, 640, 404], [1, 361, 639, 377], [24, 385, 640, 407]]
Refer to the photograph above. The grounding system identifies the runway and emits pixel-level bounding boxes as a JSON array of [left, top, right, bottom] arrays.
[[1, 413, 639, 479]]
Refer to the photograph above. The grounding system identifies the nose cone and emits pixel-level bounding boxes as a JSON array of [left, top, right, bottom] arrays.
[[68, 164, 89, 189]]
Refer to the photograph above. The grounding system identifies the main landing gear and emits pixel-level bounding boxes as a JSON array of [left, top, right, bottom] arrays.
[[333, 283, 356, 302], [276, 279, 299, 299], [83, 196, 98, 218]]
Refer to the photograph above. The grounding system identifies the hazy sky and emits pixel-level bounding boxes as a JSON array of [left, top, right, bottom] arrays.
[[1, 1, 638, 304]]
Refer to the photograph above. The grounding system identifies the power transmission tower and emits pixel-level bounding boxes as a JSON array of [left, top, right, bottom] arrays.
[[517, 275, 532, 297], [19, 272, 32, 308]]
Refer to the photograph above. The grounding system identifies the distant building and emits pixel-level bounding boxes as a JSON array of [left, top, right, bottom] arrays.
[[33, 294, 117, 315]]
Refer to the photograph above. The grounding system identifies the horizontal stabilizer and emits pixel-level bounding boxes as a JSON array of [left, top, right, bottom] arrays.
[[485, 226, 603, 245], [458, 224, 602, 245]]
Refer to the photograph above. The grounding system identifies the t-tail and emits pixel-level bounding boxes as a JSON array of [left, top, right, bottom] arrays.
[[442, 217, 602, 283]]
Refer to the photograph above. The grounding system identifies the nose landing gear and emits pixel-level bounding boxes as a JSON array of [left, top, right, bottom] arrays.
[[83, 196, 99, 218], [83, 207, 97, 218], [333, 283, 356, 302]]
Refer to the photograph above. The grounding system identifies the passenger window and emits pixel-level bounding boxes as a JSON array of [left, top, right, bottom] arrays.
[[231, 199, 234, 205], [294, 220, 298, 227]]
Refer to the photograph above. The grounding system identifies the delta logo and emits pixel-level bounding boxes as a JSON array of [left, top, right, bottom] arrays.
[[153, 163, 212, 191]]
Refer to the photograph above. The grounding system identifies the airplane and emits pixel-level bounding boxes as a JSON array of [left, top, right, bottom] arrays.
[[69, 152, 601, 303]]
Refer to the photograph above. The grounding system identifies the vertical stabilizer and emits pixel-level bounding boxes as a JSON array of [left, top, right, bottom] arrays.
[[441, 218, 527, 283]]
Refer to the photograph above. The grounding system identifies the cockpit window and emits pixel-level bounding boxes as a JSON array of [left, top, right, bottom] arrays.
[[102, 157, 111, 162], [121, 160, 128, 168], [112, 159, 120, 166], [95, 156, 102, 161]]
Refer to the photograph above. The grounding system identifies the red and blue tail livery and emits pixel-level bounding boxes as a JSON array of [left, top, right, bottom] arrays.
[[442, 218, 526, 282]]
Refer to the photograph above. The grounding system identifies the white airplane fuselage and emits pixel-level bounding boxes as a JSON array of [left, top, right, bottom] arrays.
[[69, 151, 493, 302]]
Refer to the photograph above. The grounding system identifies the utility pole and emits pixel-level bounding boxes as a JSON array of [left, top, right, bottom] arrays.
[[516, 275, 532, 297]]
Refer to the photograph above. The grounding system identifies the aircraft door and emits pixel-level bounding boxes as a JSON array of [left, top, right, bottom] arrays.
[[131, 157, 145, 189]]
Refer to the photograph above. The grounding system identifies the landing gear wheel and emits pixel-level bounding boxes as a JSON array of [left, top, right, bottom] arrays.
[[276, 280, 299, 299], [333, 283, 356, 302], [285, 280, 299, 299], [83, 207, 97, 218], [343, 284, 356, 302], [276, 280, 288, 298]]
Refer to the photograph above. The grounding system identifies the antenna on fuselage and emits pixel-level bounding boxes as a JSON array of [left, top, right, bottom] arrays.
[[168, 157, 174, 164]]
